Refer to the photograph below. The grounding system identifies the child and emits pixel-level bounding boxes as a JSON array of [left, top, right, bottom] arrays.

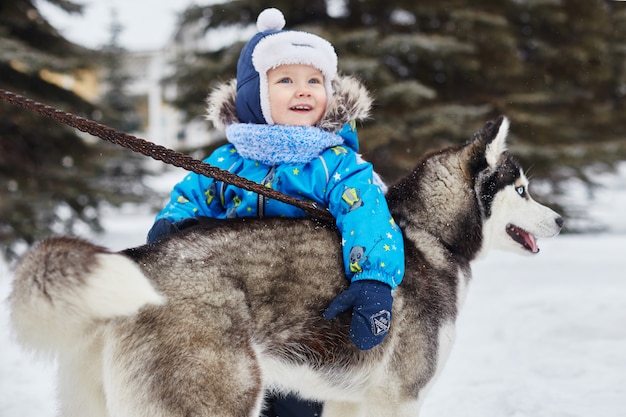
[[148, 8, 405, 417]]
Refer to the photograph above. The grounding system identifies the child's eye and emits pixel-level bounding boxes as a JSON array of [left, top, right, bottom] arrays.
[[278, 77, 292, 84], [308, 78, 322, 84]]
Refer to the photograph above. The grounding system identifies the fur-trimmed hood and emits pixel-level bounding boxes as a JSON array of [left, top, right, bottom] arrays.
[[206, 75, 373, 132]]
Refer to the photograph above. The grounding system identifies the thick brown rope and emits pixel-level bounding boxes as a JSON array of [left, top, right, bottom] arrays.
[[0, 88, 333, 222]]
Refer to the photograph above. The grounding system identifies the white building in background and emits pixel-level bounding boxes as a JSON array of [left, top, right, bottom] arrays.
[[99, 14, 255, 158], [121, 48, 213, 153]]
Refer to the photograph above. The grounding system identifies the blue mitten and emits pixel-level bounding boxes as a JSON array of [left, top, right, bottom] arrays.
[[147, 218, 175, 243], [323, 280, 393, 350], [147, 218, 199, 243]]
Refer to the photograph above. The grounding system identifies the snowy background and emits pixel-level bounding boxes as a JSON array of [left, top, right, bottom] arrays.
[[1, 163, 625, 416], [3, 2, 623, 416]]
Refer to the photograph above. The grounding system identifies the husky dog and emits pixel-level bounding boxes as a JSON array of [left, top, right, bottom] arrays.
[[9, 116, 563, 417]]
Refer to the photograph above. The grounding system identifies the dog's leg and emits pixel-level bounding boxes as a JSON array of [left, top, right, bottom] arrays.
[[102, 347, 265, 417], [101, 314, 264, 417], [362, 399, 423, 417], [322, 400, 365, 417], [56, 352, 109, 417], [322, 389, 425, 417]]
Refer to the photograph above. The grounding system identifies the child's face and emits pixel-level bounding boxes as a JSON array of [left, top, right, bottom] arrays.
[[266, 64, 327, 126]]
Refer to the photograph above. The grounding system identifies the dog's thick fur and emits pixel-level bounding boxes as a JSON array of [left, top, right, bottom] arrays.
[[9, 117, 563, 417]]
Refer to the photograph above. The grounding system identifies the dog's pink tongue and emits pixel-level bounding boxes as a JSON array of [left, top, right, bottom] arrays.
[[524, 232, 539, 253]]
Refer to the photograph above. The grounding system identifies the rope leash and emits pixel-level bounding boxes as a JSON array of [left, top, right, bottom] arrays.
[[0, 88, 334, 222]]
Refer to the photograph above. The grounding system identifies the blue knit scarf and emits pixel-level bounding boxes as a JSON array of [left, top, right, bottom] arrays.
[[225, 123, 344, 166]]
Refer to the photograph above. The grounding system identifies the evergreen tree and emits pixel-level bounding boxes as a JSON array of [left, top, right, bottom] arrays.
[[170, 0, 626, 224], [0, 0, 152, 259], [99, 9, 142, 132]]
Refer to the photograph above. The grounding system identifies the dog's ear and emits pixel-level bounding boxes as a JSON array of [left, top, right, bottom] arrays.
[[484, 116, 509, 169]]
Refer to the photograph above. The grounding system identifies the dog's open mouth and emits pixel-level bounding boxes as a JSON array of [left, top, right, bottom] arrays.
[[506, 224, 539, 253]]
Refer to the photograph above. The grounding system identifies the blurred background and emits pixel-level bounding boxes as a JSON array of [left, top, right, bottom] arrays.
[[1, 0, 625, 259], [1, 2, 625, 416]]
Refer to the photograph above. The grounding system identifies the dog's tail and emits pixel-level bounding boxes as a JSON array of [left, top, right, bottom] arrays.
[[9, 236, 165, 355]]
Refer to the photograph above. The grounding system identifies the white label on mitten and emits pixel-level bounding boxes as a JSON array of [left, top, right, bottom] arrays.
[[371, 310, 391, 335]]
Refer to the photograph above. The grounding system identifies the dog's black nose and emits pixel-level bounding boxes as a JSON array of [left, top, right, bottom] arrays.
[[555, 217, 564, 228]]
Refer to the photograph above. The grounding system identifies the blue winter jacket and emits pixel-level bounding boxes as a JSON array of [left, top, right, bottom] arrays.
[[153, 75, 404, 289], [154, 121, 404, 289]]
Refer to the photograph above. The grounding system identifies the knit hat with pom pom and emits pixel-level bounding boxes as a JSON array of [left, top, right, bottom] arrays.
[[235, 8, 338, 125]]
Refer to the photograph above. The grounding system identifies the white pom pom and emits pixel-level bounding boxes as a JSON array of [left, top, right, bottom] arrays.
[[257, 8, 286, 32]]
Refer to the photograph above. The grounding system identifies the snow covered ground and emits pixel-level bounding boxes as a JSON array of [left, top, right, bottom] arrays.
[[1, 164, 625, 417]]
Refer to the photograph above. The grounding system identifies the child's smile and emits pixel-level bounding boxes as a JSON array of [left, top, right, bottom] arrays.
[[267, 64, 327, 126]]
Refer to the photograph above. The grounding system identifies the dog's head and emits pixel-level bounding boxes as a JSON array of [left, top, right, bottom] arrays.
[[471, 117, 564, 257], [387, 116, 563, 260]]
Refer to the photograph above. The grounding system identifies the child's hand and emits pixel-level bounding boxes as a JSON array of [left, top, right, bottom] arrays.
[[323, 280, 393, 350], [147, 218, 199, 243]]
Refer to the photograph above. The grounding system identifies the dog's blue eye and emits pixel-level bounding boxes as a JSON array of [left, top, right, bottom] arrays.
[[516, 186, 526, 197]]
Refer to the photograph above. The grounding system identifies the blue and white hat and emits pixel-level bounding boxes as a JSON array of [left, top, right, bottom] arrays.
[[236, 8, 338, 124]]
